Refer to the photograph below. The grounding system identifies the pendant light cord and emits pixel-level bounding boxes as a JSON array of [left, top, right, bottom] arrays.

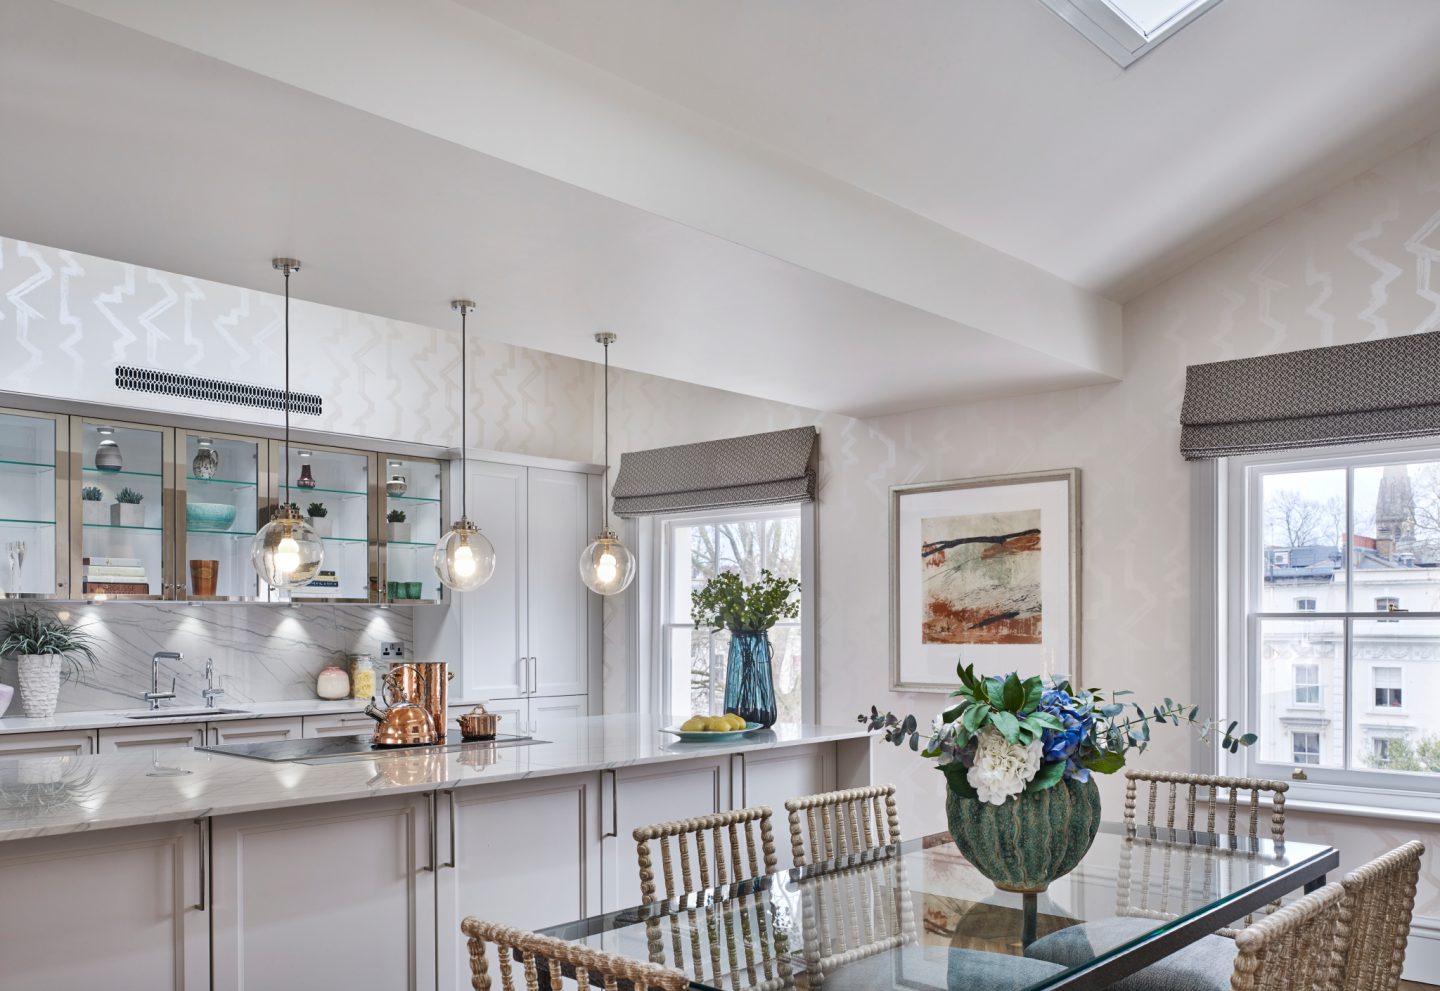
[[603, 337, 611, 533], [460, 305, 468, 520], [283, 265, 291, 512]]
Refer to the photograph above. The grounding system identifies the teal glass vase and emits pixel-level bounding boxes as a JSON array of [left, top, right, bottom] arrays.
[[723, 631, 778, 728]]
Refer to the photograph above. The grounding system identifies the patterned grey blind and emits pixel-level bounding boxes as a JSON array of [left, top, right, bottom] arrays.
[[1180, 333, 1440, 460], [612, 426, 818, 517]]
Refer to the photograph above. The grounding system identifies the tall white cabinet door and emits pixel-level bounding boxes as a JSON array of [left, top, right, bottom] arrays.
[[527, 467, 592, 697], [436, 775, 602, 989], [461, 461, 529, 700], [211, 793, 435, 991], [0, 819, 209, 990]]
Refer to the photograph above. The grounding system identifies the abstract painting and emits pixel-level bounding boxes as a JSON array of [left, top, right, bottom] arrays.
[[891, 469, 1079, 693], [920, 509, 1041, 644]]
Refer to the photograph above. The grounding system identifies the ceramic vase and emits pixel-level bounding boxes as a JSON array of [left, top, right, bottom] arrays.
[[722, 631, 778, 727], [308, 515, 331, 538], [388, 522, 410, 542], [17, 654, 63, 718], [945, 773, 1102, 892], [111, 503, 144, 527], [192, 444, 220, 479], [386, 475, 408, 496], [82, 501, 106, 525], [94, 437, 123, 471]]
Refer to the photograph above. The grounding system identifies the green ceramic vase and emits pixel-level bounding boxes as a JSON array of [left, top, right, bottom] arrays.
[[945, 774, 1102, 892]]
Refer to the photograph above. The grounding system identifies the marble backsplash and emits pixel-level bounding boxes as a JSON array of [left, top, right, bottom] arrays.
[[0, 603, 413, 713]]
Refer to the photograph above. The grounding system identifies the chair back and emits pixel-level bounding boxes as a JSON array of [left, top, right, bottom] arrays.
[[784, 785, 900, 867], [633, 805, 777, 904], [1124, 769, 1288, 842], [461, 918, 688, 991], [1334, 841, 1425, 991], [1230, 882, 1346, 991]]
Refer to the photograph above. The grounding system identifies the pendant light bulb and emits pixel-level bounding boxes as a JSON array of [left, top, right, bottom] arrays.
[[578, 332, 636, 596], [434, 300, 498, 592], [252, 258, 324, 591]]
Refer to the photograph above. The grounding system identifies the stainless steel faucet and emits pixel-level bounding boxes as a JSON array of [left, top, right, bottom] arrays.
[[203, 656, 225, 709], [145, 650, 180, 710]]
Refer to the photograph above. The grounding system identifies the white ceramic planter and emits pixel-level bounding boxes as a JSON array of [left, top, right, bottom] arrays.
[[111, 503, 145, 527], [388, 522, 410, 542], [17, 654, 62, 718], [308, 515, 331, 538], [82, 501, 106, 525]]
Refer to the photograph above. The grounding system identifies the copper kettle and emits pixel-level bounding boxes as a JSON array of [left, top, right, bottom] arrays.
[[364, 666, 437, 747]]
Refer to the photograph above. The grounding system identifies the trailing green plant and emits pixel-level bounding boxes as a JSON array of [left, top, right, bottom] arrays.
[[387, 509, 406, 523], [691, 569, 801, 634], [81, 486, 103, 502], [115, 487, 144, 505], [306, 502, 328, 518], [0, 608, 98, 683]]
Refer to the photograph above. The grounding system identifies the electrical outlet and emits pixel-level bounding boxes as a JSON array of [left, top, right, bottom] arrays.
[[381, 641, 405, 658]]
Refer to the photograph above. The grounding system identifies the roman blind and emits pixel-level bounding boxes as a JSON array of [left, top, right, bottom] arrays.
[[612, 426, 818, 517], [1180, 333, 1440, 460]]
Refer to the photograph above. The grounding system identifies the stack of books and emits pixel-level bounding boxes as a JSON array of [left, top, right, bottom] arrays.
[[304, 569, 340, 591], [83, 557, 151, 595]]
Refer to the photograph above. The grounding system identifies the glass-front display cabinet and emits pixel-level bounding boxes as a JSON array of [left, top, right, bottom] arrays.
[[0, 408, 68, 598], [177, 430, 267, 601], [379, 455, 446, 604], [271, 441, 377, 603], [70, 417, 172, 600]]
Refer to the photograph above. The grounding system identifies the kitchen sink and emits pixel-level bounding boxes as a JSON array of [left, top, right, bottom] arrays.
[[122, 707, 251, 720]]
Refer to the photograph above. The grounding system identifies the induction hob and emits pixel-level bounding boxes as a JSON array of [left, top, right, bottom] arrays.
[[198, 733, 547, 765]]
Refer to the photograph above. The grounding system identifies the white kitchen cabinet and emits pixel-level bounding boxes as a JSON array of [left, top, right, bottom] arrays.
[[301, 710, 378, 737], [210, 792, 435, 991], [482, 694, 588, 735], [733, 742, 835, 814], [0, 728, 97, 759], [207, 716, 304, 746], [97, 722, 207, 753], [460, 460, 599, 707], [436, 774, 603, 989], [0, 818, 209, 990]]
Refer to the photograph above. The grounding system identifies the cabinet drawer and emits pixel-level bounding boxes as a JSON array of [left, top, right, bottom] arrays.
[[0, 729, 98, 760], [301, 711, 377, 738], [207, 717, 305, 746], [97, 723, 206, 753]]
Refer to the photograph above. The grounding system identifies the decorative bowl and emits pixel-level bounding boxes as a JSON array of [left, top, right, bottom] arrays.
[[659, 722, 763, 743], [186, 502, 237, 531]]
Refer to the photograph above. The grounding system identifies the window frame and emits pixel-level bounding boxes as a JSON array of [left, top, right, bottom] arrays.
[[643, 502, 816, 724], [1220, 437, 1440, 814], [1292, 731, 1321, 765], [1292, 662, 1321, 707]]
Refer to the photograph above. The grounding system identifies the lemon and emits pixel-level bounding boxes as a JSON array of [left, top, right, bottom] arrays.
[[680, 716, 708, 732], [725, 714, 747, 730], [704, 716, 731, 732]]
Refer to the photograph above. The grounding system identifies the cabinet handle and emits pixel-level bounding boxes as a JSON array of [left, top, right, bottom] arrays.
[[528, 657, 538, 696], [517, 657, 527, 695], [441, 789, 458, 870], [424, 792, 437, 872], [602, 769, 618, 839], [193, 818, 208, 911]]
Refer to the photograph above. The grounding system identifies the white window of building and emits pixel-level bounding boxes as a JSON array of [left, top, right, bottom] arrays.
[[1374, 666, 1403, 709], [1292, 732, 1321, 765], [654, 504, 807, 723], [1292, 663, 1320, 706], [1225, 444, 1440, 809], [1373, 737, 1396, 766]]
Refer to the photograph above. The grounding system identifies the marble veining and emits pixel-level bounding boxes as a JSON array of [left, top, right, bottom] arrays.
[[0, 715, 870, 842], [0, 603, 412, 713]]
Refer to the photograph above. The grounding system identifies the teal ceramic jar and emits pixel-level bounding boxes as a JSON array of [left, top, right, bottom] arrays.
[[945, 775, 1102, 892]]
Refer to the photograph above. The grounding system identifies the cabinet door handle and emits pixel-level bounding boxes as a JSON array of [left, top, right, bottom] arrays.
[[517, 657, 527, 695], [193, 818, 208, 911], [528, 657, 538, 696], [602, 769, 618, 839], [423, 792, 437, 873], [441, 789, 458, 870]]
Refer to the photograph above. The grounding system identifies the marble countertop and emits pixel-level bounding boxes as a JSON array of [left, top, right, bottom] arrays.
[[0, 715, 872, 842], [0, 696, 497, 734]]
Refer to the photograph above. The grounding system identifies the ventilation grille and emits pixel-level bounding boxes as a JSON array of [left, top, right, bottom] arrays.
[[115, 366, 323, 416]]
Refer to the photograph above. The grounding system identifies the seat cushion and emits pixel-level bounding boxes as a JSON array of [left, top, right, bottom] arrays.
[[1025, 918, 1236, 991], [818, 945, 1066, 991]]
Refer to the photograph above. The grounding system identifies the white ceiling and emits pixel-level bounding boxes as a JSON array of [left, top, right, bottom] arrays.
[[466, 0, 1440, 299]]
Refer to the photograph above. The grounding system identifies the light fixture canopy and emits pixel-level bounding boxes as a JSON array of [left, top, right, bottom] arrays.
[[579, 331, 636, 596], [433, 299, 497, 592], [252, 258, 325, 591]]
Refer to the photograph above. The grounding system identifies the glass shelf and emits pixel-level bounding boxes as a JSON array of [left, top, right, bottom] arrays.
[[0, 518, 56, 527], [187, 476, 256, 489], [280, 486, 367, 498], [0, 459, 55, 474], [388, 494, 441, 504], [83, 523, 164, 532], [82, 467, 163, 479], [387, 540, 437, 547], [320, 536, 370, 544], [187, 528, 258, 538]]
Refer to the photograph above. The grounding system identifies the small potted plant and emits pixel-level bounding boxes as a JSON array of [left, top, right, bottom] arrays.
[[111, 487, 144, 527], [306, 501, 330, 538], [81, 486, 105, 525], [387, 508, 409, 542], [0, 608, 98, 718], [691, 569, 801, 728]]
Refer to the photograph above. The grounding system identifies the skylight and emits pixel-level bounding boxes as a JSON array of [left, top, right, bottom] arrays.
[[1038, 0, 1224, 67]]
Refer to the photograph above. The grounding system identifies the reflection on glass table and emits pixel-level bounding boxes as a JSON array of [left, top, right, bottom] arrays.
[[538, 823, 1336, 991]]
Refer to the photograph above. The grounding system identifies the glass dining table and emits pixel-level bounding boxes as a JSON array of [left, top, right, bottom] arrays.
[[540, 822, 1338, 991]]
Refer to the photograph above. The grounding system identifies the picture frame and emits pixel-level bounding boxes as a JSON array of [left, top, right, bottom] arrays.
[[889, 468, 1081, 693]]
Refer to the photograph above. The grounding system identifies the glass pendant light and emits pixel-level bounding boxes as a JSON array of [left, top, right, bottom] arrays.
[[432, 300, 497, 592], [579, 332, 636, 595], [251, 259, 324, 591]]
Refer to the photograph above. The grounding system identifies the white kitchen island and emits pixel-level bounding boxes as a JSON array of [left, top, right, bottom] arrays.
[[0, 714, 872, 991]]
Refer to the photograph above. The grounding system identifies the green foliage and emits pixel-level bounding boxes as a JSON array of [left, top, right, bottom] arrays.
[[1364, 735, 1440, 773], [0, 608, 98, 683], [115, 487, 143, 504], [387, 509, 406, 523], [81, 486, 103, 502], [306, 502, 328, 518], [690, 569, 801, 633]]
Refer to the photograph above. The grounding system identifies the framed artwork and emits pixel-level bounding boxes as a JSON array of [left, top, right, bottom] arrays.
[[889, 468, 1080, 693]]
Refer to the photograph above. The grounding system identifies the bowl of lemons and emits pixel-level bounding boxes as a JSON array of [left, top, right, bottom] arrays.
[[660, 713, 762, 742]]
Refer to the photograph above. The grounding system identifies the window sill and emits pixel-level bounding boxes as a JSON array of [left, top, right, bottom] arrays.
[[1285, 797, 1440, 826]]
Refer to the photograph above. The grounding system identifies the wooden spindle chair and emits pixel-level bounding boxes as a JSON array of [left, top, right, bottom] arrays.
[[784, 785, 901, 868], [633, 805, 778, 904], [461, 918, 688, 991], [1123, 769, 1288, 842], [1228, 883, 1346, 991], [1333, 841, 1425, 991]]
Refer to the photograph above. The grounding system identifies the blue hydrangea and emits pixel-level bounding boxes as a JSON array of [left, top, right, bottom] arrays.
[[1038, 687, 1095, 783]]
